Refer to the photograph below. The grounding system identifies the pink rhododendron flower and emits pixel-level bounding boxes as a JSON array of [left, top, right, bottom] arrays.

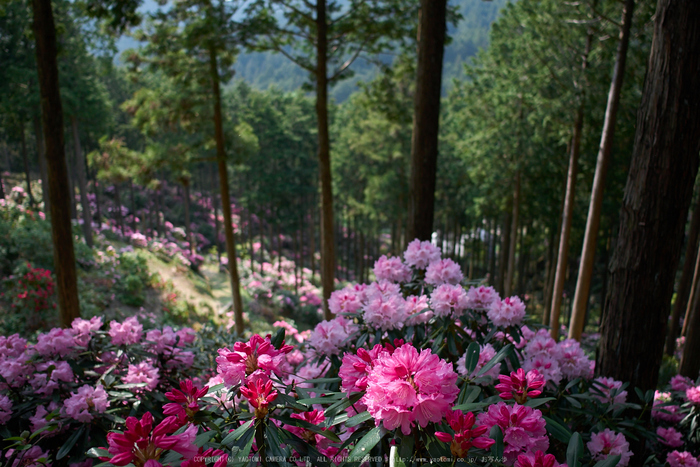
[[216, 334, 292, 387], [670, 375, 694, 392], [556, 339, 593, 380], [592, 377, 627, 406], [284, 410, 330, 449], [364, 280, 401, 301], [205, 375, 235, 410], [515, 451, 565, 467], [587, 429, 632, 467], [363, 343, 459, 435], [434, 410, 494, 459], [466, 286, 500, 310], [404, 239, 441, 269], [0, 394, 12, 424], [30, 360, 73, 395], [109, 317, 143, 346], [164, 380, 208, 424], [146, 327, 178, 354], [71, 316, 103, 347], [373, 255, 411, 283], [0, 334, 27, 358], [307, 316, 358, 355], [240, 378, 278, 419], [657, 426, 684, 448], [522, 355, 562, 387], [687, 385, 700, 405], [62, 384, 109, 423], [105, 412, 198, 466], [405, 295, 432, 325], [456, 344, 501, 384], [363, 293, 409, 331], [430, 284, 469, 318], [495, 369, 545, 404], [339, 344, 390, 394], [667, 451, 700, 467], [5, 446, 50, 467], [652, 391, 684, 422], [425, 258, 463, 286], [524, 330, 561, 359], [477, 402, 549, 465], [123, 361, 160, 391], [35, 327, 76, 357], [487, 296, 526, 327], [176, 328, 196, 345], [165, 348, 195, 370], [328, 287, 364, 315]]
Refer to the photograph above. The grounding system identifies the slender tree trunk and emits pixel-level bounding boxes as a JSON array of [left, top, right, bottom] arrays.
[[598, 0, 700, 409], [210, 44, 244, 335], [681, 251, 700, 377], [94, 179, 102, 226], [569, 0, 636, 341], [683, 244, 700, 338], [497, 207, 512, 294], [114, 183, 124, 235], [506, 173, 520, 296], [665, 195, 700, 353], [316, 0, 335, 319], [489, 218, 497, 284], [183, 181, 192, 254], [212, 166, 221, 268], [408, 0, 447, 241], [33, 113, 49, 210], [70, 116, 93, 248], [31, 0, 80, 326], [20, 121, 36, 206], [310, 206, 316, 282], [0, 171, 4, 199]]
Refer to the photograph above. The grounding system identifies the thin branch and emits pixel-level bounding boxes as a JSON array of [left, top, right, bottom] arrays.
[[278, 0, 314, 23], [268, 35, 315, 72], [329, 40, 368, 82]]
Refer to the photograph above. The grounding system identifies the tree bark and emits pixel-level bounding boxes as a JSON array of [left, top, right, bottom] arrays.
[[316, 0, 335, 320], [33, 113, 49, 210], [407, 0, 447, 242], [20, 121, 36, 206], [683, 244, 700, 338], [31, 0, 80, 326], [597, 0, 700, 402], [666, 196, 700, 354], [70, 116, 93, 248], [497, 207, 512, 295], [506, 173, 520, 296], [210, 44, 244, 335], [680, 254, 700, 377], [569, 0, 635, 341]]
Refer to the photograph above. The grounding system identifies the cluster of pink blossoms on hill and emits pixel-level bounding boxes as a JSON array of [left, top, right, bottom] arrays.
[[477, 402, 549, 464]]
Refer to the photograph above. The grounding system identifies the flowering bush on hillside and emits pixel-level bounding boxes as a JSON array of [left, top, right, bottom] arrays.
[[1, 239, 699, 467]]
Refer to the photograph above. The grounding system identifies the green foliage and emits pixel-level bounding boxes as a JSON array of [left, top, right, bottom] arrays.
[[115, 251, 152, 306]]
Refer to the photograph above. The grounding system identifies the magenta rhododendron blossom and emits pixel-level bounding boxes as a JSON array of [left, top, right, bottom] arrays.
[[522, 355, 562, 387], [328, 286, 364, 315], [0, 394, 12, 424], [240, 378, 278, 419], [592, 377, 627, 406], [363, 293, 409, 331], [284, 409, 330, 448], [667, 451, 700, 467], [434, 410, 494, 458], [405, 295, 432, 325], [71, 316, 103, 347], [35, 327, 76, 357], [487, 296, 526, 327], [307, 316, 358, 355], [587, 428, 632, 467], [164, 380, 208, 424], [146, 327, 179, 354], [495, 369, 545, 404], [430, 284, 469, 318], [0, 334, 27, 358], [105, 412, 198, 466], [652, 391, 684, 422], [557, 339, 593, 380], [456, 344, 501, 384], [362, 343, 458, 435], [62, 384, 109, 423], [216, 334, 292, 387], [124, 361, 160, 391], [657, 426, 684, 448], [515, 450, 565, 467], [339, 344, 390, 394], [425, 258, 463, 286], [373, 255, 411, 283], [4, 446, 50, 467], [466, 285, 500, 310], [670, 375, 694, 392], [403, 239, 441, 269], [30, 360, 73, 395], [109, 317, 143, 346], [687, 385, 700, 405], [477, 402, 548, 465]]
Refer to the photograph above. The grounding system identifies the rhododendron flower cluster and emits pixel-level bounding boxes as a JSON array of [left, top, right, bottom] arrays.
[[164, 380, 208, 424], [495, 368, 545, 404], [657, 426, 684, 448], [430, 284, 469, 317], [466, 285, 501, 309], [587, 428, 632, 467], [360, 343, 459, 435], [216, 334, 292, 386], [62, 384, 109, 422], [240, 378, 278, 419], [373, 255, 411, 283], [477, 402, 549, 465], [0, 394, 12, 424], [667, 451, 700, 467], [592, 377, 628, 406], [435, 410, 494, 458], [425, 258, 463, 285], [515, 451, 564, 467], [487, 296, 526, 327], [124, 361, 161, 391], [307, 315, 358, 355], [456, 343, 501, 384], [670, 375, 694, 392], [403, 239, 441, 269], [109, 316, 143, 346], [687, 385, 700, 405]]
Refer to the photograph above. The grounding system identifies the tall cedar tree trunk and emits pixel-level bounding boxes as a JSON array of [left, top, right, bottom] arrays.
[[20, 121, 36, 205], [183, 181, 192, 254], [0, 171, 4, 199], [681, 275, 700, 377], [316, 0, 335, 320], [666, 196, 700, 354], [94, 179, 101, 226], [597, 0, 700, 411], [683, 245, 700, 338], [506, 173, 520, 296], [209, 44, 244, 334], [70, 116, 93, 248], [497, 207, 512, 294], [34, 113, 49, 209], [31, 0, 80, 326], [569, 0, 635, 341], [407, 0, 447, 242], [489, 219, 497, 284]]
